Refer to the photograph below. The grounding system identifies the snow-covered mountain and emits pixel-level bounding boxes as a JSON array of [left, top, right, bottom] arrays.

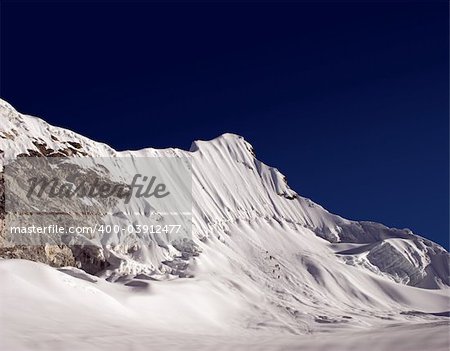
[[0, 99, 449, 350]]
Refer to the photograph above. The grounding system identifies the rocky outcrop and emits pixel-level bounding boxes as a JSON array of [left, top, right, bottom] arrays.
[[0, 244, 75, 267]]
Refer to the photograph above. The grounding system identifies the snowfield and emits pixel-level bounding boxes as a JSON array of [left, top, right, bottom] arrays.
[[0, 99, 449, 350], [1, 259, 449, 351]]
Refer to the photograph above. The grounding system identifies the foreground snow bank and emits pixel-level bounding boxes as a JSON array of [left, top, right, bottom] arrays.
[[1, 259, 449, 351]]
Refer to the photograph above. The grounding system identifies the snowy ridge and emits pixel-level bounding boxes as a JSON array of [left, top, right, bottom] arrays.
[[1, 99, 447, 288], [0, 99, 449, 350]]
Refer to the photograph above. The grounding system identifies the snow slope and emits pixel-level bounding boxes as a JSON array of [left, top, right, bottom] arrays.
[[1, 259, 449, 351], [0, 99, 449, 350]]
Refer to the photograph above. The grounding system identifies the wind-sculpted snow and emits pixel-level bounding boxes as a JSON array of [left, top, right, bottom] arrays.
[[0, 99, 449, 350], [0, 98, 448, 286]]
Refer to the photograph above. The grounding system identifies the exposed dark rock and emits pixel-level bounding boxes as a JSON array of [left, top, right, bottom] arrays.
[[70, 245, 111, 275], [32, 141, 54, 156], [0, 244, 76, 267], [66, 141, 83, 149], [17, 149, 42, 157]]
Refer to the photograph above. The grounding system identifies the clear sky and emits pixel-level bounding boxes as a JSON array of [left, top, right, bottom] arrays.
[[1, 1, 448, 248]]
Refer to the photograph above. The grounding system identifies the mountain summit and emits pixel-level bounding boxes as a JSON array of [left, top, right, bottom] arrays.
[[0, 99, 448, 350]]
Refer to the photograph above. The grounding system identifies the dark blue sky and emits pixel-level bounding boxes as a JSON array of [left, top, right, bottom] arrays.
[[1, 1, 448, 248]]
